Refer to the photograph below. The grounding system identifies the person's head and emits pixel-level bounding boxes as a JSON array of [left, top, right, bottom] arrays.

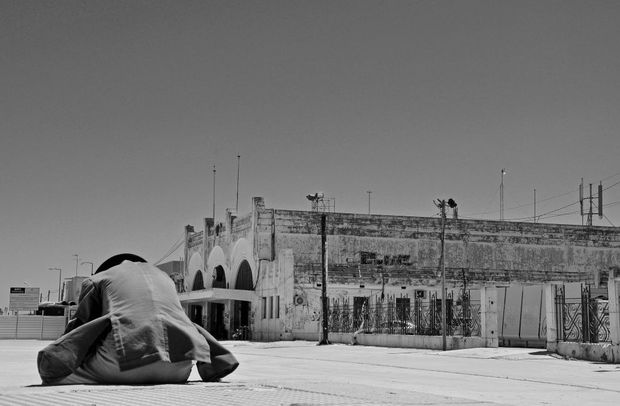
[[94, 253, 147, 274]]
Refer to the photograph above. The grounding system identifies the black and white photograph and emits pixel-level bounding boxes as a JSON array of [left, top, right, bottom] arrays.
[[1, 1, 619, 404]]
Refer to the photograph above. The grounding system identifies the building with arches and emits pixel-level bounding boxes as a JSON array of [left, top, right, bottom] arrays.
[[177, 197, 620, 344]]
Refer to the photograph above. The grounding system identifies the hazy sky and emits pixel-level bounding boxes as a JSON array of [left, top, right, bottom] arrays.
[[2, 1, 619, 309]]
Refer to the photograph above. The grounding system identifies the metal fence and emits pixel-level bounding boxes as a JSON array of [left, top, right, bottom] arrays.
[[329, 292, 481, 337], [555, 285, 610, 343]]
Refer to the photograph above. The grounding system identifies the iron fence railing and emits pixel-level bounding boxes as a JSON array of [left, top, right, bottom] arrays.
[[555, 285, 610, 343], [329, 293, 481, 337]]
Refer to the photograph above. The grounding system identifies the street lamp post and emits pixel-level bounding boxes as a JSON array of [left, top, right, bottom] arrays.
[[81, 261, 94, 276], [434, 198, 457, 351], [73, 254, 79, 276], [49, 267, 62, 302]]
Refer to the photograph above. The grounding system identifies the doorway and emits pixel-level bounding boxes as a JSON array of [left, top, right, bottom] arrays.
[[209, 302, 227, 339], [189, 304, 203, 326]]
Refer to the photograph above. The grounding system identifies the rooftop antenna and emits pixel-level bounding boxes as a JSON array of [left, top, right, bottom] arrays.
[[500, 169, 507, 221], [212, 165, 216, 220], [235, 155, 240, 213]]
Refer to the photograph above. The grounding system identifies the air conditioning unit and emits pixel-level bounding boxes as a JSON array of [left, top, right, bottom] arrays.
[[293, 294, 307, 306]]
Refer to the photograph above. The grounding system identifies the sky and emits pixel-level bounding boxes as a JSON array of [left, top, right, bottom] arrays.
[[1, 0, 619, 310]]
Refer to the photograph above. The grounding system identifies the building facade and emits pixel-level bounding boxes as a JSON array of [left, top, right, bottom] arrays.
[[178, 197, 620, 345]]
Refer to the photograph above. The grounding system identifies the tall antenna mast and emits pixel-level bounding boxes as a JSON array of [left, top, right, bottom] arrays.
[[533, 188, 536, 223], [236, 155, 240, 213], [581, 179, 604, 227], [500, 169, 506, 221], [212, 165, 216, 221]]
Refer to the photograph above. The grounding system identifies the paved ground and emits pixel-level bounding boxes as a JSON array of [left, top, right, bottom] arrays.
[[1, 340, 619, 405]]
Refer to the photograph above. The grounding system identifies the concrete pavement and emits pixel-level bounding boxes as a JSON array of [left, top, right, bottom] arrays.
[[1, 340, 619, 405]]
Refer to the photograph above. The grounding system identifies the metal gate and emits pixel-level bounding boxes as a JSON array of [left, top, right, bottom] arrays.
[[554, 285, 610, 343], [498, 285, 546, 348]]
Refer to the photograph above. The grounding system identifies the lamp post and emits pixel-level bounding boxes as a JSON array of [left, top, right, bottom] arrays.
[[49, 267, 62, 302], [73, 254, 79, 276], [81, 261, 94, 276], [434, 198, 457, 351]]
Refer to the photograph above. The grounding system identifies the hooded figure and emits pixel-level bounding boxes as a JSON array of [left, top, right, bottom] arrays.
[[38, 254, 238, 385]]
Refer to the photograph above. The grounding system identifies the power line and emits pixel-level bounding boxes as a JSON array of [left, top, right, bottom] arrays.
[[600, 170, 620, 182], [464, 172, 620, 219], [508, 200, 620, 223], [504, 201, 580, 222], [153, 235, 185, 266]]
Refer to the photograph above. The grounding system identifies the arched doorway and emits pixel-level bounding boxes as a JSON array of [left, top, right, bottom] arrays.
[[209, 265, 227, 339], [213, 265, 226, 289], [192, 271, 205, 290], [190, 271, 205, 325], [235, 260, 253, 290], [233, 260, 253, 339]]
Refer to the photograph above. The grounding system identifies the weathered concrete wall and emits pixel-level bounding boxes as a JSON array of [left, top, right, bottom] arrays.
[[253, 249, 295, 341], [330, 333, 487, 350], [260, 209, 620, 287], [555, 342, 619, 363]]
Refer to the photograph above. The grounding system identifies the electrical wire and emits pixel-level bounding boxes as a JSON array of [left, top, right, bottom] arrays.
[[463, 171, 620, 220], [153, 234, 185, 265], [600, 170, 620, 182]]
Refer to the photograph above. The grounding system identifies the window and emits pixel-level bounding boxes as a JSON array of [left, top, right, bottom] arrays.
[[261, 297, 267, 319], [360, 251, 377, 265], [275, 296, 280, 318], [269, 296, 274, 319]]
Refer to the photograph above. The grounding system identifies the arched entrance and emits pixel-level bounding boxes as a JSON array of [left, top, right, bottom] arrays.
[[192, 271, 205, 290], [209, 265, 227, 339], [233, 260, 253, 339], [213, 265, 226, 289], [190, 271, 205, 325]]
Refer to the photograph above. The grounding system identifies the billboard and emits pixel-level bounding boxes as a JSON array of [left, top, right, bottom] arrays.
[[9, 287, 40, 311]]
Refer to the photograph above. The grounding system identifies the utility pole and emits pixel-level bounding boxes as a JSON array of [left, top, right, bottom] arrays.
[[367, 190, 372, 215], [318, 213, 330, 345], [49, 267, 62, 302], [435, 198, 457, 351], [81, 261, 94, 276], [439, 201, 447, 351], [236, 155, 240, 213]]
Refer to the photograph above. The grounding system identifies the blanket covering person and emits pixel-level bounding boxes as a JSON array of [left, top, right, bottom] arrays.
[[37, 253, 239, 385]]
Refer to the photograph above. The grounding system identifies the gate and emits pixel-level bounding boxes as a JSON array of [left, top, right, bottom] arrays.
[[555, 285, 610, 343]]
